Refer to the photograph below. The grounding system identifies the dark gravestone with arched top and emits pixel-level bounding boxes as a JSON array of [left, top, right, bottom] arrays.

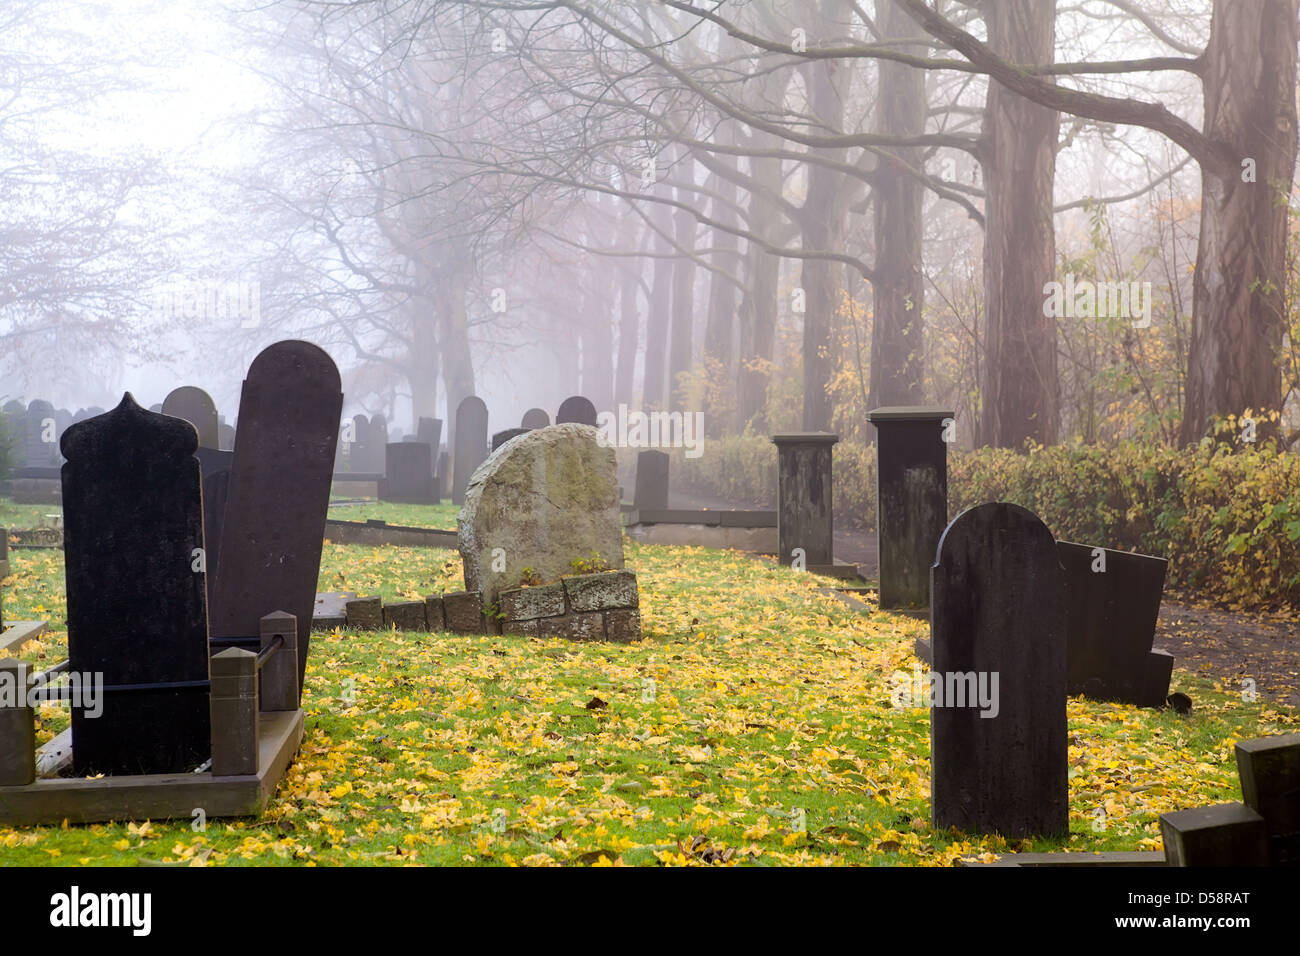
[[453, 396, 489, 505], [521, 408, 550, 429], [23, 399, 57, 468], [162, 386, 219, 449], [208, 341, 342, 698], [930, 502, 1067, 839], [61, 394, 211, 775], [556, 396, 598, 427]]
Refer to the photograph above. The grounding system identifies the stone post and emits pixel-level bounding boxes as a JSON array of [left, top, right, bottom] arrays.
[[209, 648, 258, 776], [0, 658, 35, 786], [259, 611, 299, 713], [866, 406, 952, 610], [771, 433, 838, 572]]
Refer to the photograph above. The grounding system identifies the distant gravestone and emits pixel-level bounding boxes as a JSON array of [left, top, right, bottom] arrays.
[[368, 414, 388, 473], [491, 427, 530, 452], [23, 399, 57, 468], [350, 414, 371, 473], [61, 395, 211, 776], [556, 396, 598, 426], [521, 408, 550, 429], [1057, 541, 1171, 707], [931, 502, 1068, 839], [417, 417, 442, 492], [380, 442, 435, 503], [208, 341, 342, 697], [453, 396, 489, 506], [460, 423, 623, 611], [162, 386, 219, 449], [195, 446, 234, 599], [772, 433, 837, 572], [633, 450, 669, 511]]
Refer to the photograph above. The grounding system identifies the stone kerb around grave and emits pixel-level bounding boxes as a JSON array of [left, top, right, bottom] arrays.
[[497, 569, 641, 642]]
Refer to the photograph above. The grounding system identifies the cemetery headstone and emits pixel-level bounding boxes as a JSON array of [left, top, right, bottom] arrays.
[[521, 408, 550, 429], [61, 395, 211, 775], [350, 414, 371, 473], [930, 502, 1068, 838], [1057, 540, 1172, 707], [379, 442, 435, 503], [772, 433, 837, 572], [491, 427, 530, 452], [867, 406, 952, 610], [23, 399, 58, 468], [162, 385, 219, 449], [556, 395, 598, 426], [368, 414, 388, 473], [633, 449, 670, 512], [453, 395, 489, 505], [459, 423, 624, 614], [208, 341, 342, 698]]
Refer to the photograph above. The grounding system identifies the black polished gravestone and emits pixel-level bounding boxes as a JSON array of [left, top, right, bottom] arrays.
[[633, 449, 669, 511], [61, 395, 211, 776], [867, 406, 952, 611], [453, 395, 489, 505], [1057, 541, 1172, 707], [931, 502, 1068, 839], [521, 408, 550, 429], [162, 385, 219, 449], [208, 341, 342, 698], [491, 427, 530, 452], [772, 433, 838, 572], [556, 395, 598, 426], [379, 442, 435, 503]]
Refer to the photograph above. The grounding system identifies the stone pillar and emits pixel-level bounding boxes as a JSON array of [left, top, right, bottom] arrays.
[[0, 658, 35, 786], [633, 450, 669, 512], [866, 406, 952, 610], [209, 648, 258, 776], [259, 611, 299, 713], [0, 527, 8, 628], [771, 433, 838, 571]]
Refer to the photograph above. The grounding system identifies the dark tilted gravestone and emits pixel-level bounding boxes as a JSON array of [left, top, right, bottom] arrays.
[[491, 427, 530, 452], [368, 414, 388, 474], [162, 385, 219, 449], [194, 446, 234, 598], [867, 406, 952, 611], [772, 433, 837, 573], [61, 395, 211, 775], [453, 395, 489, 505], [633, 449, 670, 512], [379, 442, 435, 503], [208, 341, 342, 698], [556, 395, 598, 426], [521, 408, 550, 429], [931, 502, 1068, 839], [1057, 541, 1172, 707]]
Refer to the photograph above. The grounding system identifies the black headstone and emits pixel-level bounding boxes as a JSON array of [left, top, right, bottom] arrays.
[[162, 386, 219, 449], [633, 449, 670, 511], [1057, 541, 1171, 707], [379, 442, 435, 503], [556, 395, 598, 426], [491, 427, 530, 452], [931, 502, 1068, 839], [208, 341, 342, 698], [772, 433, 837, 571], [521, 408, 550, 429], [61, 394, 210, 775], [867, 406, 952, 610], [453, 396, 489, 505], [194, 446, 234, 600]]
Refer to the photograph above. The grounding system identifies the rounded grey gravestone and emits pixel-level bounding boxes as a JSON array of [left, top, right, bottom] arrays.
[[162, 385, 220, 449], [556, 396, 598, 427], [521, 408, 550, 429], [452, 396, 489, 505]]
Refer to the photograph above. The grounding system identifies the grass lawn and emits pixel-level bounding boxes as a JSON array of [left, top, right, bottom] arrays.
[[1, 499, 1294, 866]]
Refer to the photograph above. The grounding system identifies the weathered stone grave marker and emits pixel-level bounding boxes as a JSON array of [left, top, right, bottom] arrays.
[[379, 442, 435, 503], [772, 433, 837, 574], [867, 406, 952, 610], [208, 341, 342, 697], [930, 502, 1067, 838], [521, 408, 550, 429], [633, 449, 669, 512], [61, 395, 211, 775], [453, 395, 489, 505], [556, 395, 598, 426], [162, 385, 219, 449], [491, 427, 530, 451]]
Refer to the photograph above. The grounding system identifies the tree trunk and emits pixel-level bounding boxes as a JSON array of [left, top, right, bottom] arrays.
[[737, 146, 784, 433], [980, 0, 1059, 448], [668, 158, 697, 412], [703, 166, 740, 436], [642, 196, 673, 410], [1179, 0, 1298, 444], [615, 263, 640, 408], [869, 0, 927, 409]]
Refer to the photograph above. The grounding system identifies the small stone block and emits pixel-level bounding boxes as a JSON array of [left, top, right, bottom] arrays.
[[500, 582, 566, 621], [259, 611, 299, 713], [538, 612, 606, 641], [1235, 733, 1300, 838], [1138, 648, 1175, 708], [604, 609, 642, 643], [503, 619, 539, 637], [0, 658, 35, 786], [383, 600, 428, 631], [345, 596, 383, 630], [1159, 803, 1269, 867], [425, 595, 446, 631], [443, 591, 484, 634], [564, 570, 638, 612], [209, 648, 259, 777]]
